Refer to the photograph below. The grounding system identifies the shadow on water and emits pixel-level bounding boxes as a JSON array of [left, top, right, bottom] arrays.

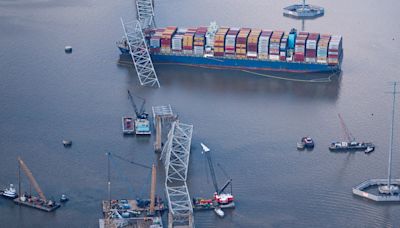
[[118, 55, 342, 101]]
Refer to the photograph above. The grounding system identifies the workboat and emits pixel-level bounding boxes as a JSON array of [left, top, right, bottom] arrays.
[[329, 141, 375, 152], [60, 194, 69, 202], [0, 184, 18, 199], [364, 146, 375, 154], [301, 137, 314, 149], [214, 207, 224, 217], [122, 116, 135, 135], [297, 142, 305, 150]]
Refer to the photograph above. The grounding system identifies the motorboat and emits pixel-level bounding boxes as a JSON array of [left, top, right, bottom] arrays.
[[0, 184, 18, 199]]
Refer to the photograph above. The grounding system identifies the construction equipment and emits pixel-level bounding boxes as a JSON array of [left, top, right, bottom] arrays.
[[15, 157, 60, 212], [127, 90, 151, 135], [200, 143, 234, 205]]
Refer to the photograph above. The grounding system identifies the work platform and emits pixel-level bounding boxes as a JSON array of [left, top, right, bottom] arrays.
[[353, 179, 400, 202], [14, 198, 60, 212], [283, 3, 324, 19]]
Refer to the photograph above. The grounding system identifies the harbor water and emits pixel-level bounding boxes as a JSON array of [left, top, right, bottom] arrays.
[[0, 0, 400, 227]]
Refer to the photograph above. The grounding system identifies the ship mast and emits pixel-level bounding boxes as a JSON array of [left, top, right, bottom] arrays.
[[386, 82, 397, 193]]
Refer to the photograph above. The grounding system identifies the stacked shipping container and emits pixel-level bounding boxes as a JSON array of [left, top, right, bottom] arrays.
[[149, 28, 165, 53], [161, 26, 177, 53], [317, 34, 330, 63], [225, 28, 240, 56], [147, 26, 342, 66], [171, 29, 187, 53], [280, 34, 288, 61], [193, 27, 207, 55], [305, 33, 320, 63], [258, 30, 273, 59], [182, 28, 196, 54], [235, 28, 251, 58], [269, 31, 284, 61], [214, 28, 229, 56], [328, 35, 342, 65], [294, 32, 308, 62], [247, 29, 261, 58]]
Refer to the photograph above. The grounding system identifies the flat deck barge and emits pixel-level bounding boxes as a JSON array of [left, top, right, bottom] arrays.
[[14, 198, 60, 212]]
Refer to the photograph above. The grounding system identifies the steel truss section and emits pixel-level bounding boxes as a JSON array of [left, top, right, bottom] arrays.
[[120, 18, 160, 87], [161, 121, 193, 183], [152, 105, 174, 125], [165, 183, 193, 226], [136, 0, 156, 29]]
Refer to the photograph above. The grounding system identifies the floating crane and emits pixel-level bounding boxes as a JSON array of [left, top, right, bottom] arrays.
[[329, 114, 375, 153], [200, 143, 234, 205], [127, 90, 151, 135], [106, 153, 161, 215], [15, 156, 60, 212]]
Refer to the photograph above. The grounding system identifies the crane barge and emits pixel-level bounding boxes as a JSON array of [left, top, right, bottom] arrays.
[[125, 90, 151, 135], [193, 143, 235, 216], [14, 157, 60, 212], [329, 114, 375, 153]]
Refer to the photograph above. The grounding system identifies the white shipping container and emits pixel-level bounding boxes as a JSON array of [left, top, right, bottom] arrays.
[[172, 37, 183, 50], [150, 38, 161, 48], [247, 52, 257, 57], [305, 57, 316, 63], [269, 54, 280, 61]]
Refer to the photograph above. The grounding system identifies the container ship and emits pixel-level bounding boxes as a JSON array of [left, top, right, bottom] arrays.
[[118, 23, 343, 73]]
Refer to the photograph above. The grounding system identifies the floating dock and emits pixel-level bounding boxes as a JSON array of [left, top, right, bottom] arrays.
[[352, 179, 400, 202], [14, 198, 60, 212], [283, 3, 324, 19]]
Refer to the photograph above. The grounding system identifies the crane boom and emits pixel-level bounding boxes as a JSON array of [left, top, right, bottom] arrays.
[[218, 179, 232, 195], [128, 90, 140, 117], [18, 157, 47, 202], [128, 90, 147, 118], [338, 113, 355, 141], [201, 143, 219, 193]]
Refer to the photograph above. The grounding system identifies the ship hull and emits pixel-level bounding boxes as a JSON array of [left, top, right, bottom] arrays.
[[121, 50, 340, 73]]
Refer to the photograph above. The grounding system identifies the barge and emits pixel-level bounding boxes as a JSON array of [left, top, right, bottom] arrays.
[[329, 141, 375, 153]]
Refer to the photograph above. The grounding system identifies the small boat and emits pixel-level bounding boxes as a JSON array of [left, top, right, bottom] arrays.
[[214, 207, 224, 217], [62, 140, 72, 147], [1, 184, 18, 199], [297, 142, 305, 150], [122, 116, 135, 135], [302, 137, 315, 148], [365, 146, 375, 154], [60, 194, 69, 202]]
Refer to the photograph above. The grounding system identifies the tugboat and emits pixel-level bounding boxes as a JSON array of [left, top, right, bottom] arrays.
[[60, 194, 69, 202], [301, 137, 314, 149], [0, 184, 18, 199]]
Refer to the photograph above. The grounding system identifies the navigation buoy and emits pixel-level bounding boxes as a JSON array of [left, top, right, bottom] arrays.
[[65, 46, 72, 53]]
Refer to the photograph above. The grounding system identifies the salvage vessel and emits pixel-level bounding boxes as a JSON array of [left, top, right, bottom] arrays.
[[118, 23, 343, 73]]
